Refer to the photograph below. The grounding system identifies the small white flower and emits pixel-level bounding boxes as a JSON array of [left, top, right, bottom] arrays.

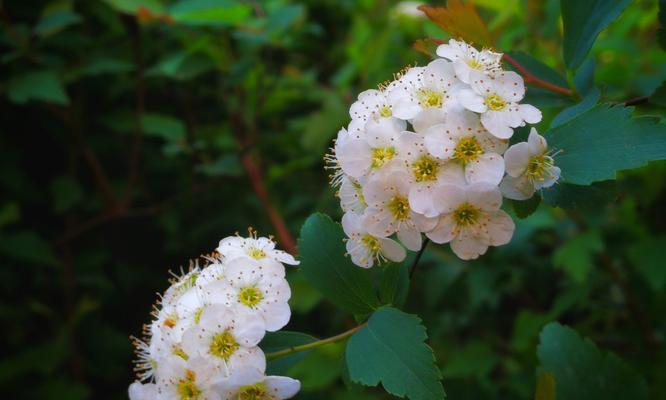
[[128, 381, 159, 400], [336, 117, 403, 179], [156, 356, 223, 400], [338, 175, 367, 215], [458, 70, 542, 139], [362, 171, 437, 251], [348, 88, 406, 136], [218, 234, 298, 266], [436, 39, 502, 84], [223, 375, 301, 400], [398, 131, 466, 218], [342, 212, 406, 268], [202, 258, 291, 332], [500, 128, 561, 200], [427, 182, 515, 260], [325, 127, 352, 188], [388, 60, 460, 130], [181, 305, 266, 378], [423, 110, 507, 185]]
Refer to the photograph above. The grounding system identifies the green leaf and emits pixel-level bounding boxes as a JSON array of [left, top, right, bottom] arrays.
[[512, 195, 541, 219], [627, 236, 666, 291], [378, 261, 409, 307], [102, 0, 164, 14], [534, 372, 556, 400], [7, 70, 69, 105], [537, 322, 648, 400], [573, 58, 595, 95], [260, 331, 318, 375], [542, 181, 617, 211], [50, 176, 83, 214], [442, 342, 498, 379], [505, 51, 568, 88], [34, 10, 81, 36], [141, 113, 186, 141], [75, 57, 133, 77], [298, 213, 380, 315], [550, 88, 600, 128], [346, 307, 445, 400], [561, 0, 631, 69], [552, 230, 603, 283], [147, 51, 215, 81], [169, 0, 251, 27], [547, 105, 666, 185], [0, 231, 58, 267], [196, 155, 243, 177]]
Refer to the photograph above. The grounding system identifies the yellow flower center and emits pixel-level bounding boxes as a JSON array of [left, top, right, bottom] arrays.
[[164, 312, 178, 328], [388, 196, 410, 220], [172, 345, 189, 361], [467, 58, 482, 69], [453, 136, 484, 164], [525, 154, 555, 183], [193, 307, 204, 324], [453, 203, 480, 227], [248, 247, 266, 259], [209, 330, 239, 360], [239, 383, 267, 400], [177, 369, 201, 400], [417, 88, 444, 108], [484, 93, 506, 111], [379, 105, 392, 118], [361, 234, 381, 253], [412, 155, 440, 182], [238, 286, 264, 308], [370, 147, 396, 169]]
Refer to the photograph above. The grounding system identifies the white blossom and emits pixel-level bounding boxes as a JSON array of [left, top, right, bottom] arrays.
[[427, 182, 515, 260], [342, 212, 406, 268], [348, 88, 406, 136], [338, 175, 367, 215], [458, 70, 541, 139], [501, 128, 560, 200], [223, 376, 301, 400], [436, 39, 502, 84], [218, 234, 298, 266]]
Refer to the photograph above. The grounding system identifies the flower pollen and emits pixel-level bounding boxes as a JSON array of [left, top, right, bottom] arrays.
[[238, 286, 264, 308], [177, 369, 201, 400], [453, 203, 480, 227], [525, 154, 555, 183], [417, 88, 444, 108], [453, 136, 484, 164], [209, 330, 239, 360], [412, 155, 440, 182], [484, 93, 506, 111], [248, 247, 266, 260], [370, 147, 396, 169], [239, 383, 267, 400], [388, 196, 410, 220]]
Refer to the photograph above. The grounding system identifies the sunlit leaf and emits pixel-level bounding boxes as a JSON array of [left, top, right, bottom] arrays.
[[169, 0, 251, 27], [418, 0, 493, 47]]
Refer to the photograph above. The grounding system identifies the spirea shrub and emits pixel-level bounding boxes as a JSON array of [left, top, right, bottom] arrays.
[[327, 39, 560, 265], [128, 233, 300, 400]]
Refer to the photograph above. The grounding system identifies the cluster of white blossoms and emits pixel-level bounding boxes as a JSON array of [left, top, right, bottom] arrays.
[[327, 39, 560, 264], [128, 232, 301, 400]]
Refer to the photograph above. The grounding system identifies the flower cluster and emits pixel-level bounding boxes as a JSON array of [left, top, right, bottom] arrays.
[[128, 232, 301, 400], [327, 39, 559, 264]]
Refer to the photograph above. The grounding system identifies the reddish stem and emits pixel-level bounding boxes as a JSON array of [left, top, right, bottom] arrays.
[[502, 53, 573, 97]]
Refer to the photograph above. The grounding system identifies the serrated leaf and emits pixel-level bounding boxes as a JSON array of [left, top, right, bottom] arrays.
[[260, 331, 318, 375], [547, 104, 666, 185], [550, 88, 600, 128], [534, 372, 556, 400], [552, 230, 602, 283], [378, 261, 409, 307], [419, 0, 493, 47], [169, 0, 251, 27], [505, 51, 568, 88], [512, 195, 541, 219], [8, 70, 69, 105], [537, 322, 648, 400], [298, 213, 380, 315], [542, 181, 617, 211], [627, 236, 666, 291], [561, 0, 631, 69], [346, 307, 445, 400]]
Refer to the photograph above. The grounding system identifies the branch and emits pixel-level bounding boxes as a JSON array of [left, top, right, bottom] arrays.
[[266, 323, 367, 360], [409, 238, 430, 279], [624, 96, 649, 106], [502, 53, 574, 97]]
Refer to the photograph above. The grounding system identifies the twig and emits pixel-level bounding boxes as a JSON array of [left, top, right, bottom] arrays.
[[624, 96, 649, 106], [502, 53, 574, 97], [266, 323, 367, 360], [409, 238, 430, 279]]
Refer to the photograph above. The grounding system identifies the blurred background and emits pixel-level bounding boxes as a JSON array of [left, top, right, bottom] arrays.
[[1, 0, 665, 398]]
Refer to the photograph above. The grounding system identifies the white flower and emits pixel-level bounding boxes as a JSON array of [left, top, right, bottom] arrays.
[[325, 127, 352, 188], [458, 70, 542, 139], [156, 356, 223, 400], [348, 88, 406, 136], [339, 175, 367, 215], [362, 171, 437, 251], [398, 131, 466, 218], [202, 258, 291, 332], [436, 39, 502, 84], [388, 60, 460, 130], [336, 117, 403, 180], [128, 381, 159, 400], [423, 110, 507, 185], [427, 182, 515, 260], [223, 376, 301, 400], [342, 212, 406, 268], [218, 234, 298, 266], [500, 128, 560, 200], [181, 305, 266, 378]]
